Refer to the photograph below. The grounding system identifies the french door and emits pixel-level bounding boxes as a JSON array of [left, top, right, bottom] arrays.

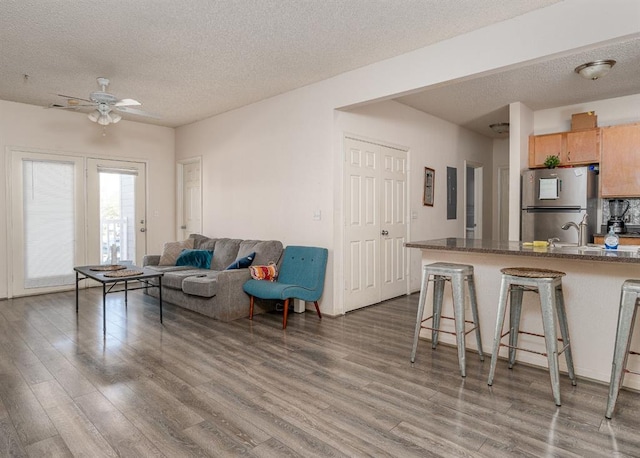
[[86, 158, 147, 266], [344, 137, 408, 312], [9, 151, 146, 297], [9, 151, 86, 296]]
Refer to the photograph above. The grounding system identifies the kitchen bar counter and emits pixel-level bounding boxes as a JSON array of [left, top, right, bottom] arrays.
[[406, 238, 640, 264], [406, 238, 640, 389]]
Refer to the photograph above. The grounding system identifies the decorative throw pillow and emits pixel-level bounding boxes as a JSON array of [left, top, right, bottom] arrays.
[[176, 249, 213, 269], [225, 252, 255, 270], [159, 239, 195, 265], [249, 262, 278, 281]]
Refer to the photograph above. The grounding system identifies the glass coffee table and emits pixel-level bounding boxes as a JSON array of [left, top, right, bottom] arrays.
[[74, 265, 164, 334]]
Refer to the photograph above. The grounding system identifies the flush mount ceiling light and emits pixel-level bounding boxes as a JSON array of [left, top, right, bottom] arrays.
[[574, 59, 616, 80], [489, 122, 509, 134]]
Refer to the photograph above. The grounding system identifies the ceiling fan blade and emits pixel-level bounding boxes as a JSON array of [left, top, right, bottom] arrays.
[[57, 94, 93, 103], [115, 106, 161, 119], [47, 103, 95, 109], [115, 98, 141, 107]]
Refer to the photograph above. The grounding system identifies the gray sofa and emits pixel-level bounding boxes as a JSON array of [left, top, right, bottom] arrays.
[[143, 235, 283, 321]]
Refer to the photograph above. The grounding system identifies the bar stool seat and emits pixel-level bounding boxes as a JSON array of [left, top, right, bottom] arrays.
[[487, 266, 576, 406], [410, 262, 483, 377], [605, 279, 640, 419]]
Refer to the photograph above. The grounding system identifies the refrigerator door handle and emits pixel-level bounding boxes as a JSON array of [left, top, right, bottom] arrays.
[[525, 206, 582, 213]]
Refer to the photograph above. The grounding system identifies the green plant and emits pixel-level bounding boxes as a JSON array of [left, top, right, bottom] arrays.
[[544, 154, 560, 168]]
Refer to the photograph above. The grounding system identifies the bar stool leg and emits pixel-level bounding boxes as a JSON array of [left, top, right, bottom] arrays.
[[539, 281, 562, 406], [508, 286, 524, 369], [467, 274, 484, 361], [605, 288, 639, 419], [432, 276, 445, 348], [452, 272, 467, 377], [554, 284, 576, 385], [410, 266, 430, 363], [488, 276, 510, 386]]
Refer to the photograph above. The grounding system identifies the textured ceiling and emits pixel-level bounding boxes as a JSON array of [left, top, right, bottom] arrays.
[[0, 0, 561, 128], [396, 36, 640, 138]]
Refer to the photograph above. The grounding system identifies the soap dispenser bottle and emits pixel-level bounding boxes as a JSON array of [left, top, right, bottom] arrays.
[[604, 227, 619, 250]]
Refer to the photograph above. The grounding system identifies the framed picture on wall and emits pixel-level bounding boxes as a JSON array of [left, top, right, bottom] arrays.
[[423, 167, 434, 206]]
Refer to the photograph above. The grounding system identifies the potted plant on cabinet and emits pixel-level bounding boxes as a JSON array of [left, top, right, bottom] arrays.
[[544, 154, 560, 168]]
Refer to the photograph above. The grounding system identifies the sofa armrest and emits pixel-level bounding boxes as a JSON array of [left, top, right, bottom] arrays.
[[143, 254, 161, 267], [215, 269, 252, 316]]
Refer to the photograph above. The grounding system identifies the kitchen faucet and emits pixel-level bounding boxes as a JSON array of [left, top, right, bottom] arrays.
[[561, 213, 589, 246]]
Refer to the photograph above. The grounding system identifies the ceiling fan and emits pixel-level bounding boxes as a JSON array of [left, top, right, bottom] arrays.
[[50, 77, 160, 125]]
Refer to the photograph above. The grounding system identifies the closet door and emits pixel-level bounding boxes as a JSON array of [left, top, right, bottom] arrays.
[[344, 137, 408, 312], [9, 151, 85, 296]]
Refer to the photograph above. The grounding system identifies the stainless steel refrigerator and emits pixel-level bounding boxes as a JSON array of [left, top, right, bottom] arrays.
[[521, 167, 598, 244]]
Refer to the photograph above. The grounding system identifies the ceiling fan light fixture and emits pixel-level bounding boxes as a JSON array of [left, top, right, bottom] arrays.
[[111, 113, 122, 123], [88, 110, 100, 122], [489, 122, 509, 134], [97, 114, 111, 126], [574, 59, 616, 80]]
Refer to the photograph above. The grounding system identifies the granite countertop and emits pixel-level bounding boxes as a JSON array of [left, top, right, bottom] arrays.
[[405, 238, 640, 264]]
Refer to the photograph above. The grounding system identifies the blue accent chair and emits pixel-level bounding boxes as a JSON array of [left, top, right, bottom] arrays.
[[243, 246, 328, 329]]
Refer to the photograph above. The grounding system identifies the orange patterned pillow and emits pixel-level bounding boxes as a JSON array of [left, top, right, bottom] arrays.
[[249, 262, 278, 281]]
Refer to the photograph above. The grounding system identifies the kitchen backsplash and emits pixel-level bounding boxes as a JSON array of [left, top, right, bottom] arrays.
[[602, 198, 640, 225]]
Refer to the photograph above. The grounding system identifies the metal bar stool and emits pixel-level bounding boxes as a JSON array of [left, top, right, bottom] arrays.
[[410, 262, 484, 377], [605, 279, 640, 419], [487, 267, 576, 406]]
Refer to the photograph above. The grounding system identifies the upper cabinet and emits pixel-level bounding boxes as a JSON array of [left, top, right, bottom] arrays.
[[601, 123, 640, 197], [529, 128, 600, 168]]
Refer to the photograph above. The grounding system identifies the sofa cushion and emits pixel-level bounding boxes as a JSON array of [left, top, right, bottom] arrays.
[[159, 239, 194, 265], [210, 238, 242, 270], [163, 269, 207, 289], [146, 265, 195, 273], [238, 240, 284, 266], [189, 234, 218, 251], [182, 272, 219, 298], [176, 249, 213, 269], [225, 252, 255, 270]]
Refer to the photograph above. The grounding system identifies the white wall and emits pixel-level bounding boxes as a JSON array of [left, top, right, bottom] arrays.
[[0, 100, 175, 299], [336, 101, 493, 293], [175, 0, 639, 316], [533, 93, 640, 134]]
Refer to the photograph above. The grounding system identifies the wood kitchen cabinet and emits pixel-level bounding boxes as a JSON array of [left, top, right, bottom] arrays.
[[565, 129, 600, 165], [601, 122, 640, 197], [529, 128, 600, 168], [529, 133, 562, 168]]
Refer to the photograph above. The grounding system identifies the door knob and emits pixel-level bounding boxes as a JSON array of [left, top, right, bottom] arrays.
[[140, 228, 146, 233], [381, 230, 389, 236]]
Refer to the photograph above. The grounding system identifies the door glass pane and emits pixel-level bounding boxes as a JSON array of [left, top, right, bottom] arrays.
[[23, 160, 75, 288], [100, 172, 136, 264]]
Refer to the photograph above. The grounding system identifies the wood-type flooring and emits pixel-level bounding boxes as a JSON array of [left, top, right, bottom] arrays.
[[0, 288, 639, 457]]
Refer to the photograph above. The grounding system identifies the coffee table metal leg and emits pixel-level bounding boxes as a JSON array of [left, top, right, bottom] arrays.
[[103, 283, 107, 334], [159, 277, 163, 324], [75, 271, 79, 313], [125, 280, 128, 308]]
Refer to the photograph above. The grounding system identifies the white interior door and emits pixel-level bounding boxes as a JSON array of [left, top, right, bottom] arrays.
[[380, 146, 407, 301], [344, 137, 408, 312], [9, 151, 86, 297], [177, 159, 202, 240], [465, 161, 483, 240], [498, 166, 510, 241], [86, 159, 146, 266]]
